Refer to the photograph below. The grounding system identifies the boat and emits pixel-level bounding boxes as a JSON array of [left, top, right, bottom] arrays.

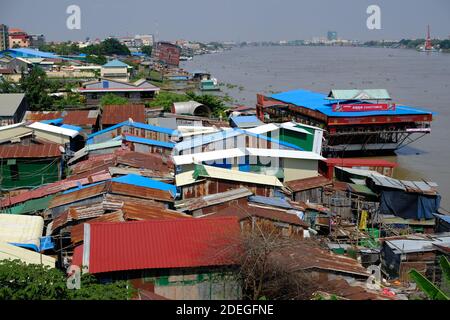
[[180, 56, 193, 61], [200, 78, 220, 91], [256, 88, 434, 156]]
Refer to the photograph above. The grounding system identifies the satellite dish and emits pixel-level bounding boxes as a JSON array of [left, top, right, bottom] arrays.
[[59, 146, 66, 153]]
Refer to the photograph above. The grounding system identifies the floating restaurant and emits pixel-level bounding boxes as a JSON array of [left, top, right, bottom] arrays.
[[256, 89, 435, 155]]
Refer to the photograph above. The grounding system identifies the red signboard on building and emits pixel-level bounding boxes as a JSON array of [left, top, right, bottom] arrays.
[[332, 103, 396, 112]]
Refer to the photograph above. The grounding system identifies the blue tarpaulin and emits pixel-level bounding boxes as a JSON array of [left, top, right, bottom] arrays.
[[379, 190, 441, 220]]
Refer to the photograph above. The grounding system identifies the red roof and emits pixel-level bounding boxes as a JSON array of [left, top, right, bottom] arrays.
[[0, 142, 62, 159], [101, 104, 146, 125], [325, 158, 398, 168], [64, 110, 98, 126], [72, 217, 240, 274], [25, 111, 62, 121]]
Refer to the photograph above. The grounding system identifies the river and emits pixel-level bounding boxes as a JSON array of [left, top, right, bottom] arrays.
[[181, 46, 450, 209]]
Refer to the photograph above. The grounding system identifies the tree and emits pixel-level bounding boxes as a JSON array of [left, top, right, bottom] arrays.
[[141, 45, 153, 56], [100, 93, 129, 106], [185, 91, 230, 118], [19, 66, 54, 110], [0, 259, 133, 300], [146, 91, 190, 111], [409, 256, 450, 300], [0, 78, 21, 93]]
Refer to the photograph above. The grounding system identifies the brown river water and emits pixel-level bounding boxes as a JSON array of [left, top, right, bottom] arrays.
[[181, 46, 450, 209]]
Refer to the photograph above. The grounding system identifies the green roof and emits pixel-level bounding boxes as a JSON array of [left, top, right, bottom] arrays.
[[0, 195, 54, 215], [347, 183, 378, 197], [102, 59, 130, 68], [327, 89, 391, 101]]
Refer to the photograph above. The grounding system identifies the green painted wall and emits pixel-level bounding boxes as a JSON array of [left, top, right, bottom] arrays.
[[280, 126, 315, 151], [0, 159, 61, 190]]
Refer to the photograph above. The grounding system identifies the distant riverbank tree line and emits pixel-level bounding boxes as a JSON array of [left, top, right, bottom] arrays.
[[364, 39, 450, 50]]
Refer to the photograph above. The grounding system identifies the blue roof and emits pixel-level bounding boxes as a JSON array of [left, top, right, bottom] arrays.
[[230, 115, 260, 124], [249, 195, 292, 209], [41, 118, 64, 125], [103, 59, 130, 68], [62, 181, 106, 194], [433, 213, 450, 224], [111, 174, 176, 197], [87, 121, 177, 144], [60, 124, 83, 132], [123, 135, 175, 149], [0, 48, 61, 59], [174, 128, 302, 152], [271, 89, 435, 117]]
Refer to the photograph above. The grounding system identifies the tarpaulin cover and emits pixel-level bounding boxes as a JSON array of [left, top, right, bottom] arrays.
[[379, 190, 441, 220]]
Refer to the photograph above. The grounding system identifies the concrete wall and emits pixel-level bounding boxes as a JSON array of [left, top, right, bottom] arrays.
[[283, 158, 319, 182]]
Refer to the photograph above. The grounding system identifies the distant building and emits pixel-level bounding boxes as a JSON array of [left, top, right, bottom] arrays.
[[101, 59, 131, 81], [75, 78, 160, 105], [152, 41, 181, 66], [28, 34, 45, 48], [327, 31, 338, 41], [8, 28, 29, 48], [135, 34, 153, 46], [0, 24, 9, 51], [0, 93, 28, 125]]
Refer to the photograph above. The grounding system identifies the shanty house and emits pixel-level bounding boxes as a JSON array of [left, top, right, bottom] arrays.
[[175, 164, 284, 199], [86, 120, 177, 145], [0, 93, 28, 125], [0, 140, 63, 190], [75, 78, 160, 105], [285, 175, 333, 203], [72, 217, 241, 300]]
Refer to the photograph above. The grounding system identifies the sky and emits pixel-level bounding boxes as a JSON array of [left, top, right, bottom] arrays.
[[1, 0, 449, 42]]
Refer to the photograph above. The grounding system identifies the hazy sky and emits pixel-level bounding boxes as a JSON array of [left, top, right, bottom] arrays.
[[1, 0, 449, 42]]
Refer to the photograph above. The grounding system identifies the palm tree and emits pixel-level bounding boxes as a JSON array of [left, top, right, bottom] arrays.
[[408, 256, 449, 300]]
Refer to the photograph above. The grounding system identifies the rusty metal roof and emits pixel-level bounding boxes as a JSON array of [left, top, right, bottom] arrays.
[[64, 110, 99, 126], [49, 181, 110, 209], [101, 104, 146, 125], [25, 111, 62, 121], [0, 142, 62, 158], [285, 175, 332, 193]]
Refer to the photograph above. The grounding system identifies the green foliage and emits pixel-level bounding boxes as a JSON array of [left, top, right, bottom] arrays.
[[53, 92, 84, 109], [185, 91, 229, 118], [409, 269, 449, 300], [0, 259, 133, 300], [100, 93, 129, 106], [146, 91, 191, 111], [0, 78, 21, 93], [82, 38, 131, 56], [0, 259, 68, 300], [141, 45, 153, 56], [86, 54, 107, 65], [19, 66, 54, 110], [440, 256, 450, 284]]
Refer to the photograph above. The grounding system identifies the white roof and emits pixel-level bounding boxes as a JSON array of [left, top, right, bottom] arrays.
[[177, 126, 220, 137], [283, 121, 324, 132], [173, 148, 246, 166], [280, 122, 313, 135], [27, 121, 80, 138], [0, 242, 55, 268], [246, 148, 325, 160], [245, 123, 279, 134], [175, 164, 284, 187], [0, 121, 27, 131], [386, 236, 450, 254], [0, 214, 44, 249]]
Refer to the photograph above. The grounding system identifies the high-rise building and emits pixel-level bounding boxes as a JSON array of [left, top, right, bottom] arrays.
[[29, 34, 46, 48], [8, 28, 30, 48], [135, 34, 154, 46], [0, 24, 9, 51], [327, 31, 338, 41]]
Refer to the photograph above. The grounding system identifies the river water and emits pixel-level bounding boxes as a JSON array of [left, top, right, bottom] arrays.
[[181, 46, 450, 209]]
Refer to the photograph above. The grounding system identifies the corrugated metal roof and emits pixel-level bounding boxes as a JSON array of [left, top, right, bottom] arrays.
[[0, 93, 26, 116], [0, 214, 44, 251], [72, 217, 240, 273], [173, 148, 246, 166], [87, 120, 177, 142], [191, 164, 284, 187], [270, 89, 434, 118], [0, 142, 62, 158], [102, 59, 129, 68], [111, 174, 176, 197], [285, 175, 332, 192], [101, 105, 146, 125], [64, 110, 98, 126], [327, 89, 391, 101], [27, 121, 80, 138], [433, 213, 450, 224], [123, 134, 175, 149], [385, 236, 450, 254], [230, 115, 263, 128], [0, 242, 55, 267], [175, 187, 253, 212], [248, 195, 292, 209], [246, 148, 325, 160]]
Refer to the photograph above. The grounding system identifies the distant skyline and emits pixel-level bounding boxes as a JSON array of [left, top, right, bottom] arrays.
[[1, 0, 449, 42]]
